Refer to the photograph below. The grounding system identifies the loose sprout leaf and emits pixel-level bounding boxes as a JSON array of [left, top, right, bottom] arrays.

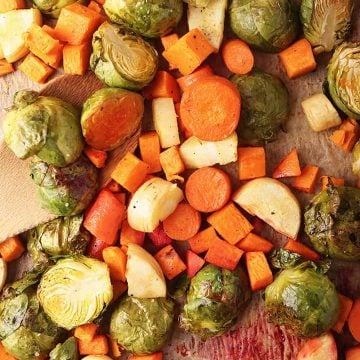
[[269, 249, 304, 270]]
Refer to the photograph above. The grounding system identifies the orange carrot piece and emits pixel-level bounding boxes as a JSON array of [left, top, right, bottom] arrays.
[[163, 203, 201, 241], [185, 167, 231, 213], [340, 118, 360, 137], [342, 131, 358, 153], [284, 238, 320, 261], [0, 342, 17, 360], [159, 146, 185, 182], [237, 232, 274, 253], [154, 244, 186, 280], [163, 28, 215, 76], [111, 281, 127, 303], [348, 298, 360, 342], [0, 236, 24, 262], [55, 3, 103, 45], [205, 237, 244, 271], [161, 33, 179, 70], [176, 64, 214, 92], [88, 0, 102, 12], [0, 0, 25, 12], [297, 332, 337, 360], [74, 323, 99, 342], [175, 102, 192, 138], [130, 353, 163, 360], [120, 219, 145, 247], [222, 39, 254, 75], [292, 165, 319, 193], [180, 75, 241, 141], [332, 294, 353, 333], [63, 42, 92, 75], [186, 250, 205, 278], [272, 148, 301, 178], [111, 152, 149, 193], [106, 180, 122, 193], [207, 202, 253, 245], [113, 193, 126, 206], [94, 0, 104, 4], [108, 335, 121, 357], [78, 334, 109, 356], [18, 53, 54, 84], [84, 146, 107, 168], [187, 227, 220, 254], [279, 38, 316, 79], [346, 347, 360, 360], [238, 147, 266, 180], [143, 71, 180, 103], [0, 59, 14, 76], [102, 246, 127, 282], [42, 25, 61, 41], [139, 131, 162, 173], [251, 217, 265, 235], [245, 251, 273, 291], [330, 129, 346, 147], [321, 176, 345, 190]]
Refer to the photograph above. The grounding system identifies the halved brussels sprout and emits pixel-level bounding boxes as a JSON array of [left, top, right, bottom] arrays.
[[300, 0, 354, 54], [30, 156, 98, 216], [110, 296, 174, 354], [304, 184, 360, 261], [103, 0, 183, 38], [229, 0, 299, 53], [3, 90, 83, 167], [49, 336, 78, 360], [90, 22, 158, 89], [37, 256, 113, 330], [327, 42, 360, 119], [265, 262, 339, 338], [231, 70, 289, 144], [352, 140, 360, 177], [179, 264, 251, 339], [33, 0, 86, 18]]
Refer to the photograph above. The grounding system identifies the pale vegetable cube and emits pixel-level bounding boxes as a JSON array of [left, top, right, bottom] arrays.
[[152, 98, 180, 148], [301, 93, 341, 132]]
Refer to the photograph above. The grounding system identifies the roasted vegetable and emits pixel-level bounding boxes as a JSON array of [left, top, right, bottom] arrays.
[[327, 42, 360, 119], [300, 0, 354, 54], [37, 256, 113, 330], [184, 0, 210, 6], [352, 141, 360, 177], [110, 296, 174, 354], [269, 248, 304, 270], [49, 337, 78, 360], [103, 0, 183, 38], [229, 0, 298, 53], [30, 156, 98, 216], [265, 261, 339, 337], [33, 0, 86, 18], [179, 264, 251, 339], [230, 70, 289, 144], [304, 184, 360, 261], [3, 90, 83, 167]]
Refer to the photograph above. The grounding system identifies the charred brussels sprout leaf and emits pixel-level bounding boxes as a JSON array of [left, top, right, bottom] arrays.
[[300, 0, 354, 54], [33, 0, 86, 18], [179, 264, 251, 339], [231, 70, 289, 144], [269, 248, 304, 270], [229, 0, 298, 53], [103, 0, 183, 38], [3, 90, 83, 167], [265, 262, 339, 337], [304, 184, 360, 261], [30, 156, 98, 216], [110, 296, 174, 354], [168, 273, 190, 300], [49, 337, 78, 360], [352, 141, 360, 177]]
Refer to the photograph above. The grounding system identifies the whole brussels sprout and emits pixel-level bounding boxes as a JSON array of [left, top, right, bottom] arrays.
[[90, 22, 158, 89], [179, 264, 251, 339], [49, 337, 78, 360], [352, 140, 360, 177], [103, 0, 183, 38], [327, 42, 360, 119], [30, 156, 98, 216], [231, 70, 290, 144], [300, 0, 354, 54], [265, 261, 339, 337], [304, 184, 360, 261], [38, 256, 113, 330], [110, 296, 174, 354], [229, 0, 298, 53], [33, 0, 86, 18], [3, 90, 83, 167]]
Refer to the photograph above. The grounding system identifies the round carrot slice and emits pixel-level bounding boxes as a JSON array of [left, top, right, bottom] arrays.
[[222, 39, 254, 75], [180, 76, 241, 141], [163, 203, 201, 241], [185, 167, 231, 212]]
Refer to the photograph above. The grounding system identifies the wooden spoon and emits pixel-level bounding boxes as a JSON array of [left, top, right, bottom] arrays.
[[0, 72, 139, 241]]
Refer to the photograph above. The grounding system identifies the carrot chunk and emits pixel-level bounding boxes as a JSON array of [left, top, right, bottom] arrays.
[[272, 148, 301, 178], [42, 25, 60, 40], [320, 176, 345, 190], [161, 33, 179, 70], [154, 245, 186, 280], [102, 246, 127, 282], [346, 346, 360, 360], [238, 147, 266, 180], [139, 131, 162, 173], [291, 165, 319, 193], [143, 71, 180, 103], [332, 294, 353, 334], [187, 227, 220, 254], [0, 236, 25, 262], [222, 39, 254, 75], [0, 59, 14, 76], [111, 281, 127, 303], [297, 332, 337, 360], [159, 146, 185, 182], [86, 237, 109, 261], [83, 146, 107, 168], [130, 353, 163, 360], [348, 298, 360, 342], [0, 0, 25, 12], [63, 42, 92, 75], [340, 118, 360, 136], [237, 232, 274, 253], [88, 0, 102, 13], [74, 323, 99, 342], [78, 334, 109, 356], [0, 342, 18, 360], [186, 250, 205, 278], [245, 251, 273, 291], [149, 225, 173, 248], [18, 53, 54, 84], [284, 238, 320, 261], [120, 219, 145, 247], [177, 64, 214, 92], [106, 180, 122, 193]]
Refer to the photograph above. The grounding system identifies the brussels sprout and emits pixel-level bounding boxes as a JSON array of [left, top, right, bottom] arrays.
[[300, 0, 354, 54], [90, 22, 158, 89], [103, 0, 183, 38], [33, 0, 86, 18], [30, 156, 98, 216], [179, 264, 251, 339], [304, 184, 360, 261], [229, 0, 298, 53], [37, 256, 113, 330], [265, 261, 339, 337], [49, 337, 78, 360], [269, 248, 304, 270], [183, 0, 210, 6], [110, 296, 174, 354], [3, 90, 83, 167], [352, 140, 360, 177], [230, 70, 289, 144], [327, 42, 360, 119]]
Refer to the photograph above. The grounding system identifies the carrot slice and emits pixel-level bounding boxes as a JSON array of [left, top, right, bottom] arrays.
[[74, 323, 98, 342], [292, 165, 319, 193], [139, 131, 162, 173], [187, 226, 220, 254], [143, 71, 180, 103], [245, 251, 273, 291], [186, 250, 205, 278], [163, 203, 201, 241], [102, 246, 127, 282], [185, 167, 231, 212], [237, 232, 274, 253], [0, 59, 14, 77], [120, 219, 145, 247], [78, 334, 109, 356], [154, 245, 186, 280], [0, 236, 25, 262], [348, 298, 360, 342], [284, 239, 320, 261], [180, 75, 241, 141], [175, 102, 192, 138], [238, 147, 266, 180], [346, 346, 360, 360], [320, 176, 344, 190], [222, 39, 254, 75], [272, 148, 301, 178], [176, 64, 214, 92], [332, 294, 353, 334]]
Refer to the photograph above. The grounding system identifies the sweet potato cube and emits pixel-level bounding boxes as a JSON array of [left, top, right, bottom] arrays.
[[18, 53, 54, 83]]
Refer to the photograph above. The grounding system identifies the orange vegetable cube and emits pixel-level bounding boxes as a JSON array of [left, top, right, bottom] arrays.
[[74, 323, 98, 342], [63, 42, 92, 75], [111, 281, 128, 303], [139, 131, 162, 173], [340, 118, 360, 136], [154, 245, 186, 280], [106, 180, 122, 193], [143, 71, 180, 102], [237, 232, 274, 253], [83, 146, 107, 168], [42, 25, 60, 40], [120, 219, 145, 247], [0, 236, 25, 262], [102, 246, 127, 282], [332, 294, 353, 334], [161, 33, 179, 70], [18, 53, 54, 83], [187, 227, 220, 254], [0, 59, 14, 76], [272, 148, 301, 178], [245, 251, 273, 291], [159, 146, 185, 182], [78, 334, 109, 355], [0, 0, 25, 12], [346, 346, 360, 360], [88, 0, 102, 13], [291, 165, 319, 193], [284, 238, 320, 261], [320, 176, 345, 190], [238, 147, 266, 180]]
